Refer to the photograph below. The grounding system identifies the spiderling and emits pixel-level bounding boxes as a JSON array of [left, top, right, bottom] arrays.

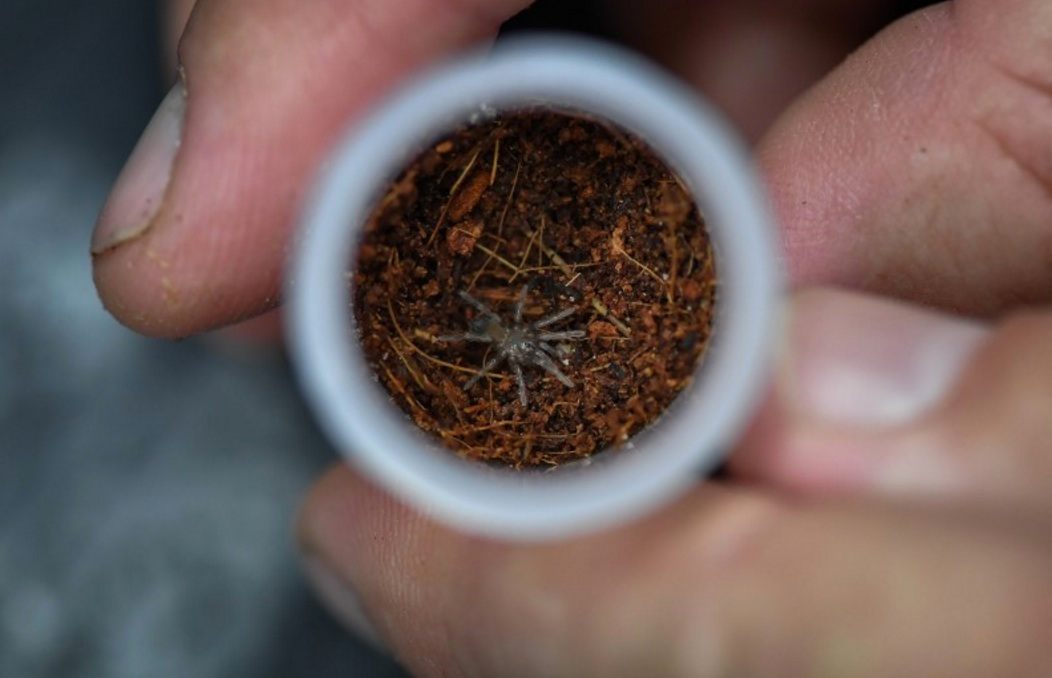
[[437, 283, 586, 406]]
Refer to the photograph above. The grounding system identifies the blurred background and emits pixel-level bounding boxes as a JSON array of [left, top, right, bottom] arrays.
[[0, 1, 926, 676], [1, 1, 406, 676]]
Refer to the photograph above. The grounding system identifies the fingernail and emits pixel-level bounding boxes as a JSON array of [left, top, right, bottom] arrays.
[[91, 81, 186, 254], [300, 549, 386, 652], [782, 290, 988, 428]]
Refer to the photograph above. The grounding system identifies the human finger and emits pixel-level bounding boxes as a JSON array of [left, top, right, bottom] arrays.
[[92, 0, 531, 337], [760, 0, 1052, 314], [734, 288, 1052, 516], [298, 465, 1052, 677], [606, 0, 892, 141]]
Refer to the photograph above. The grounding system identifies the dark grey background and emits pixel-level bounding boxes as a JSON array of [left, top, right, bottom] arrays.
[[0, 1, 609, 675], [0, 1, 405, 676]]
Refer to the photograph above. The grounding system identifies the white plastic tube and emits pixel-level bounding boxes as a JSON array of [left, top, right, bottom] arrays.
[[287, 36, 782, 541]]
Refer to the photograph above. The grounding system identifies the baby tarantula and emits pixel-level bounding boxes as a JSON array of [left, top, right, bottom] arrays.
[[439, 283, 586, 406]]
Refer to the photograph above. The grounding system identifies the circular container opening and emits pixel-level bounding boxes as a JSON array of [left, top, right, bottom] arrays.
[[355, 106, 718, 469], [288, 37, 781, 540]]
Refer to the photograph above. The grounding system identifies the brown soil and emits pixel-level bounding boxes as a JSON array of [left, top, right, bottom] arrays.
[[353, 110, 717, 468]]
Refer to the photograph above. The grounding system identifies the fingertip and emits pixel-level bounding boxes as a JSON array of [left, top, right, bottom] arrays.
[[297, 464, 475, 672], [297, 465, 400, 652], [783, 288, 987, 429], [297, 464, 423, 570], [94, 0, 533, 338], [92, 232, 280, 338], [732, 288, 987, 493], [298, 464, 398, 550], [731, 392, 892, 493]]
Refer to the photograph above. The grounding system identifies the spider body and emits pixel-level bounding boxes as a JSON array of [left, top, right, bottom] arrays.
[[439, 284, 586, 406]]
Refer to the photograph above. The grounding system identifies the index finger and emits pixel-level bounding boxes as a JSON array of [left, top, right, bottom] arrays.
[[760, 0, 1052, 315]]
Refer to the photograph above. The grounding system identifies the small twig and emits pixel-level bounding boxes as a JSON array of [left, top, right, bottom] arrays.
[[665, 224, 678, 305], [452, 225, 482, 243], [413, 328, 439, 343], [680, 233, 696, 278], [489, 138, 500, 186], [520, 436, 533, 463], [627, 345, 651, 365], [508, 225, 539, 283], [487, 377, 495, 424], [379, 362, 428, 417], [536, 216, 545, 268], [425, 148, 482, 247], [461, 419, 526, 433], [385, 300, 488, 376], [613, 242, 667, 288], [479, 232, 509, 245], [525, 220, 573, 278], [448, 389, 467, 426], [449, 148, 481, 196], [473, 243, 521, 275], [516, 262, 601, 275], [672, 171, 690, 196], [424, 208, 450, 249], [386, 336, 432, 392], [497, 160, 521, 237], [591, 298, 632, 336], [438, 431, 479, 452], [468, 158, 522, 290]]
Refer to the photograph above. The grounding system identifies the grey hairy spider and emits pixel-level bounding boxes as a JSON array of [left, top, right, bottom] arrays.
[[438, 283, 586, 406]]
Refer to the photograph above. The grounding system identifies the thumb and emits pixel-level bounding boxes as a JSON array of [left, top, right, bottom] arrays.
[[292, 290, 1052, 677], [91, 0, 530, 337], [734, 288, 1052, 515], [297, 463, 1052, 677]]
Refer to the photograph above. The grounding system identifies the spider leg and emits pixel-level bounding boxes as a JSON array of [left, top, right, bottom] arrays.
[[436, 332, 492, 343], [458, 290, 500, 321], [536, 330, 586, 342], [463, 352, 504, 391], [531, 349, 574, 388], [514, 283, 530, 324], [532, 306, 576, 329], [512, 361, 528, 407], [539, 341, 560, 358]]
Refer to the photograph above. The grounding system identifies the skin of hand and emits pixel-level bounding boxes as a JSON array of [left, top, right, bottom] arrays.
[[91, 0, 1052, 675]]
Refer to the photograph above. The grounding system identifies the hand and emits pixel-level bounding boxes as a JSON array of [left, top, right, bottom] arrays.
[[92, 1, 1052, 675]]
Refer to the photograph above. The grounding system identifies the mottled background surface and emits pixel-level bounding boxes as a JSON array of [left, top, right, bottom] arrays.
[[0, 1, 404, 675]]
